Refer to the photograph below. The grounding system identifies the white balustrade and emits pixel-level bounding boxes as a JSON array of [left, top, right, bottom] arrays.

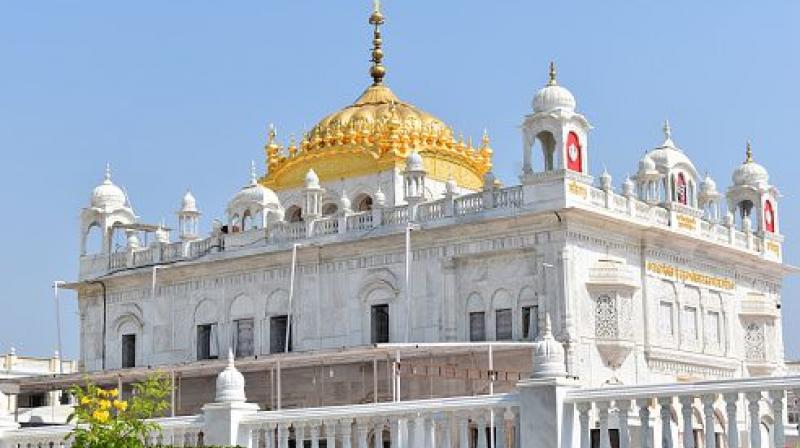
[[382, 206, 409, 225], [312, 217, 339, 236], [453, 193, 483, 216], [566, 375, 800, 448], [237, 394, 518, 448], [346, 212, 374, 231]]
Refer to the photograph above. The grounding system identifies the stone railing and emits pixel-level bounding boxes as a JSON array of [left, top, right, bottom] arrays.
[[454, 192, 483, 216], [561, 375, 800, 448], [80, 177, 781, 279], [312, 216, 339, 237], [1, 424, 73, 448], [346, 211, 374, 231], [382, 205, 410, 226], [240, 394, 520, 448]]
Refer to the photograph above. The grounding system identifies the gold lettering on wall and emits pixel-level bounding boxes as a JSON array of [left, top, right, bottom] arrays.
[[676, 214, 697, 231], [767, 241, 780, 256], [568, 180, 587, 199], [646, 261, 734, 290]]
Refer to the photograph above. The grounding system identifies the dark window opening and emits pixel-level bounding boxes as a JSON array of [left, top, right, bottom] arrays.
[[371, 304, 390, 343], [522, 305, 539, 340], [18, 393, 47, 408], [270, 315, 291, 354], [197, 323, 219, 360], [590, 429, 620, 448], [235, 318, 255, 358], [469, 312, 486, 342], [495, 308, 512, 340], [121, 334, 136, 368]]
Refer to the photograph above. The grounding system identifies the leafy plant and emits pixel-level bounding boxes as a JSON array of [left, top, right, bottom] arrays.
[[67, 373, 171, 448]]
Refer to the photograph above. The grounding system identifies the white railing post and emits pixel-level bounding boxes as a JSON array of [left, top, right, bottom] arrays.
[[701, 394, 716, 448], [679, 396, 694, 448], [356, 418, 370, 448], [390, 417, 401, 448], [324, 420, 337, 448], [636, 398, 652, 448], [278, 422, 290, 448], [373, 417, 385, 448], [597, 401, 611, 448], [577, 403, 591, 448], [407, 415, 418, 448], [475, 414, 488, 448], [746, 392, 761, 448], [310, 421, 321, 448], [657, 396, 673, 448], [339, 418, 353, 448], [769, 390, 785, 448], [296, 423, 307, 448], [617, 399, 630, 448], [249, 425, 260, 448], [437, 413, 452, 448], [723, 393, 739, 448], [458, 413, 470, 448], [494, 408, 506, 448], [423, 413, 434, 448]]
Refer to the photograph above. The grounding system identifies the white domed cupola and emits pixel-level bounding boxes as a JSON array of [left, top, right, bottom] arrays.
[[726, 142, 780, 234], [226, 162, 283, 232], [177, 190, 201, 242], [80, 164, 137, 255], [521, 62, 591, 179], [532, 63, 577, 114], [698, 173, 722, 222], [638, 121, 700, 208]]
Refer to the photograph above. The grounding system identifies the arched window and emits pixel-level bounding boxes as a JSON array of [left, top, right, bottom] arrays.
[[322, 203, 339, 216], [84, 223, 103, 255], [764, 200, 775, 233], [230, 214, 241, 233], [354, 194, 373, 212], [242, 210, 253, 231], [566, 131, 582, 173], [535, 131, 557, 171], [285, 206, 303, 223]]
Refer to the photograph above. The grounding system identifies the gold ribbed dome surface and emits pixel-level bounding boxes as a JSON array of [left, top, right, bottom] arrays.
[[259, 3, 492, 191], [311, 85, 446, 136]]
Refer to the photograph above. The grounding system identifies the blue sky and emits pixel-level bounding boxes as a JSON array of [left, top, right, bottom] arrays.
[[1, 1, 798, 359]]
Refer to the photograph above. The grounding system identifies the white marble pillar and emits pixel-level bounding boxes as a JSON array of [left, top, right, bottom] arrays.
[[723, 393, 739, 448]]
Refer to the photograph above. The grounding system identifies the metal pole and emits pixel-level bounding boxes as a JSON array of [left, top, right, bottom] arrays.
[[373, 358, 378, 403], [395, 350, 401, 402], [170, 370, 176, 417], [404, 225, 411, 342], [276, 360, 282, 410], [52, 281, 65, 374], [286, 244, 300, 353], [489, 344, 495, 448]]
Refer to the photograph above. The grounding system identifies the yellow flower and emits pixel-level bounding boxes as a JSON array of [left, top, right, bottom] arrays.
[[108, 388, 119, 398], [92, 410, 110, 423], [98, 399, 111, 410], [112, 400, 128, 412], [80, 396, 91, 405]]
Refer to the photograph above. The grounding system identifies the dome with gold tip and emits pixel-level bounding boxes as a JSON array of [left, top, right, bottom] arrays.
[[260, 2, 492, 192]]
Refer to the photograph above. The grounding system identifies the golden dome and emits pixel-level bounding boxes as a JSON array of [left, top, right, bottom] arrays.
[[260, 3, 492, 191]]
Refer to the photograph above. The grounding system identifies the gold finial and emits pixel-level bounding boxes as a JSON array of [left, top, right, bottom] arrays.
[[745, 141, 753, 163], [481, 128, 490, 147], [268, 123, 277, 144], [369, 0, 387, 86], [547, 61, 557, 86]]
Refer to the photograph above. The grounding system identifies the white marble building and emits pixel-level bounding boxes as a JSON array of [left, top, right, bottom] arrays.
[[0, 349, 76, 424], [64, 2, 791, 413]]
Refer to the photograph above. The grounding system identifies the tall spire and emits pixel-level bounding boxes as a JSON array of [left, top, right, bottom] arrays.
[[661, 119, 676, 148], [547, 61, 557, 86], [369, 0, 386, 86], [745, 141, 753, 163], [104, 162, 112, 183]]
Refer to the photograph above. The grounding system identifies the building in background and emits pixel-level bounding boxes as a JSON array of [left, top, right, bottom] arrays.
[[0, 349, 76, 425]]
